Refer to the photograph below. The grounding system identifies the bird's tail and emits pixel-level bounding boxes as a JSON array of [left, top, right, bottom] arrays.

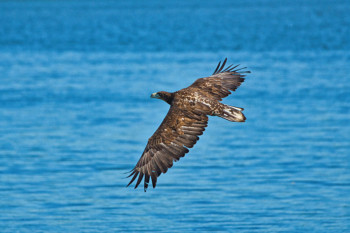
[[218, 104, 246, 122]]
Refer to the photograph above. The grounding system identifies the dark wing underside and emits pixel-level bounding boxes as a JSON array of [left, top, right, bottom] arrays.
[[188, 58, 250, 101], [127, 106, 208, 191]]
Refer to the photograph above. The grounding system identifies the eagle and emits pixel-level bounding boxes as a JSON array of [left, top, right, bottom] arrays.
[[127, 58, 250, 191]]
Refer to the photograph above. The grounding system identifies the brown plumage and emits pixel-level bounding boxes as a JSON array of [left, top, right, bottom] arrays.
[[127, 58, 250, 191]]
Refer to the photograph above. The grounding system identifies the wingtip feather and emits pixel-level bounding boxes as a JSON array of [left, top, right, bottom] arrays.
[[213, 61, 221, 75], [126, 171, 139, 187], [212, 59, 251, 75], [134, 172, 144, 189], [126, 170, 136, 178], [151, 172, 157, 188], [144, 174, 150, 192]]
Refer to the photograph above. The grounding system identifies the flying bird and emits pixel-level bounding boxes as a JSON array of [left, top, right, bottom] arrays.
[[127, 58, 250, 191]]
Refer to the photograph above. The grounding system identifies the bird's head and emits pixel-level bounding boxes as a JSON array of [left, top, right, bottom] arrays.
[[150, 91, 173, 104], [150, 92, 162, 99]]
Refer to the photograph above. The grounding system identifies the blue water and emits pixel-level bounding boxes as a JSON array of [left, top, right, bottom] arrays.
[[1, 0, 350, 232]]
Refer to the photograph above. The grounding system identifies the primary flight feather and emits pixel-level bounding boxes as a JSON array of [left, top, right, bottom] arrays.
[[127, 58, 250, 191]]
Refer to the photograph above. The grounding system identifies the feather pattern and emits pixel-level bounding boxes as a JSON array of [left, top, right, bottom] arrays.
[[127, 58, 249, 191]]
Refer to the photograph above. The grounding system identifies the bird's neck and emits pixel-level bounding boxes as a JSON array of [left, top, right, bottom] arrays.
[[162, 92, 174, 105]]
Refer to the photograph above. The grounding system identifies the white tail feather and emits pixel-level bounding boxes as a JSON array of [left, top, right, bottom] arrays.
[[220, 105, 246, 122]]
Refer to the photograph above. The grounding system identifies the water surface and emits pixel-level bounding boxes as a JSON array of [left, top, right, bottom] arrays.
[[0, 0, 349, 232]]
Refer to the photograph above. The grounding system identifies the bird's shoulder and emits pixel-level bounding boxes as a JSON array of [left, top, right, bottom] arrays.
[[173, 88, 210, 105]]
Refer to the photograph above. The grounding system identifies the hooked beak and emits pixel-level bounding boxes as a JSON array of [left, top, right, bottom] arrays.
[[150, 92, 158, 98]]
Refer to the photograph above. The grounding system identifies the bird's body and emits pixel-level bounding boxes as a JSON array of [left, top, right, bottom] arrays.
[[127, 58, 250, 191]]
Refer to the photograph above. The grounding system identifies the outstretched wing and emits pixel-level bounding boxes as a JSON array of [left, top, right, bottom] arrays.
[[127, 106, 208, 191], [188, 58, 250, 101]]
